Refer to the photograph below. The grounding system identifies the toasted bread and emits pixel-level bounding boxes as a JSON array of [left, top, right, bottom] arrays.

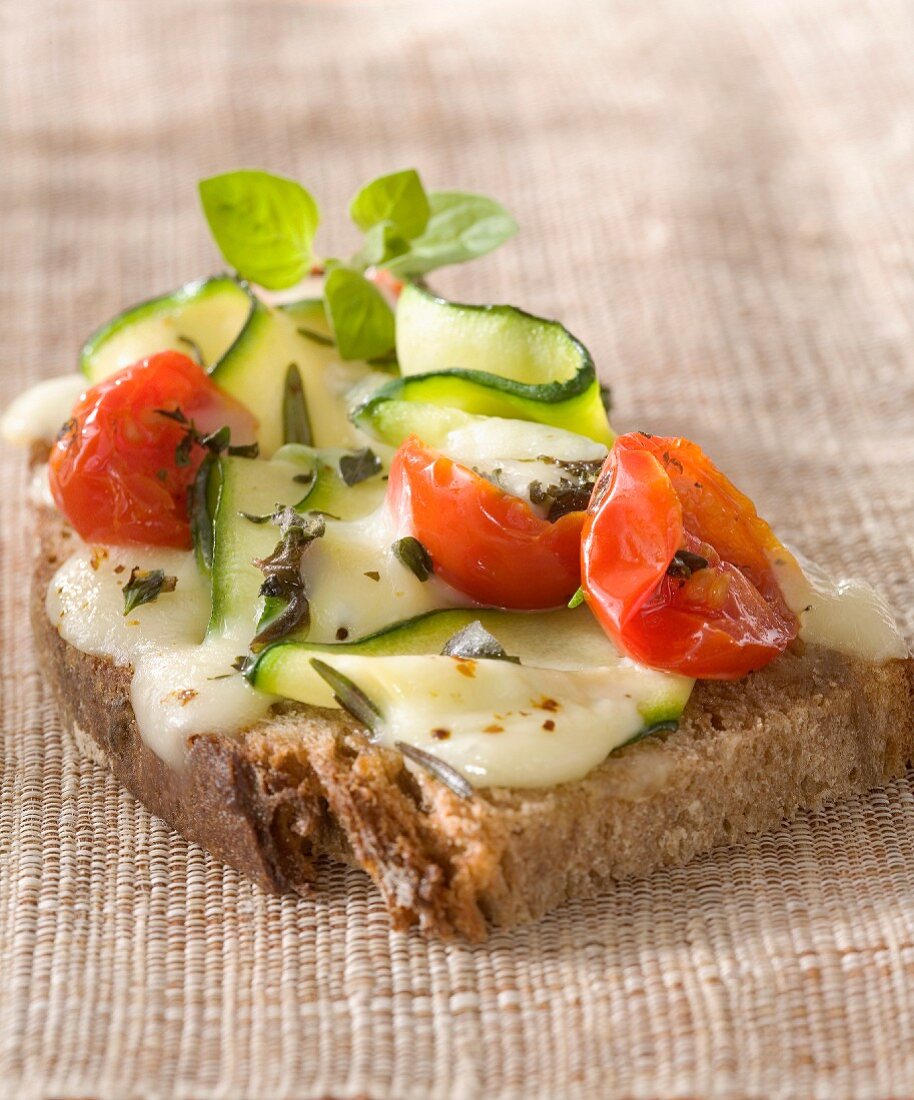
[[33, 502, 914, 940]]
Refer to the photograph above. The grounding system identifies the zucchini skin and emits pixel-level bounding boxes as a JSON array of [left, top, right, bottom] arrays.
[[79, 275, 257, 381], [357, 284, 614, 445]]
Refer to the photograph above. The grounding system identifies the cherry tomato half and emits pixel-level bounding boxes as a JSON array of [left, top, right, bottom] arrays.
[[581, 432, 798, 678], [387, 436, 584, 609], [48, 351, 257, 548]]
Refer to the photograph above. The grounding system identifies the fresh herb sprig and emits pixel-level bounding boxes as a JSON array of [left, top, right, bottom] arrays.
[[198, 167, 517, 361]]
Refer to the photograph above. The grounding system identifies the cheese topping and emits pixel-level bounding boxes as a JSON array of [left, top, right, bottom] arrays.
[[314, 654, 687, 789], [303, 504, 466, 643], [47, 543, 274, 769], [774, 549, 908, 662], [1, 374, 87, 446]]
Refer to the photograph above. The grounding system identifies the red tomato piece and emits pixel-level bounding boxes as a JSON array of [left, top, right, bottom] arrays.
[[387, 436, 584, 609], [48, 351, 257, 548], [581, 432, 798, 678]]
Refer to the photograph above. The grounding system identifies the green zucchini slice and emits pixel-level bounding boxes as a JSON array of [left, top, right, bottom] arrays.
[[247, 607, 692, 789], [352, 283, 614, 446], [80, 276, 255, 383]]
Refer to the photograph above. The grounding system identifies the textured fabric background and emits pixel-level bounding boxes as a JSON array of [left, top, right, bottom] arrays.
[[3, 0, 914, 1096]]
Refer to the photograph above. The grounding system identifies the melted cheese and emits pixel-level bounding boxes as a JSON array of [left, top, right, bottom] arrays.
[[773, 549, 908, 662], [303, 503, 466, 642], [284, 651, 690, 788], [441, 416, 607, 515], [47, 543, 275, 769], [1, 374, 87, 446]]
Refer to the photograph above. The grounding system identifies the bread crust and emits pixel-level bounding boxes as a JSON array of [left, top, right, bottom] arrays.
[[32, 503, 914, 940]]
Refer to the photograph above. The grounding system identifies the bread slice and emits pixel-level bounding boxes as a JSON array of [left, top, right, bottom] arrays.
[[32, 501, 914, 940]]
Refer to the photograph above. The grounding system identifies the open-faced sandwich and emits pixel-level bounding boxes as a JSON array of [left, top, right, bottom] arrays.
[[4, 169, 912, 939]]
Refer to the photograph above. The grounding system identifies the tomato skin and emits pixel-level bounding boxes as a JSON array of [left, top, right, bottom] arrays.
[[48, 351, 257, 548], [581, 433, 798, 678], [388, 437, 584, 609]]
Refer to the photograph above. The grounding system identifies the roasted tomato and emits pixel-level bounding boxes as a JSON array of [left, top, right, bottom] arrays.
[[581, 432, 798, 678], [48, 351, 257, 548], [387, 436, 584, 609]]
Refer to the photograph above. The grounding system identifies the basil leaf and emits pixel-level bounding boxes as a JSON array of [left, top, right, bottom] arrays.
[[349, 169, 430, 240], [323, 267, 395, 361], [338, 447, 381, 487], [352, 221, 411, 269], [385, 190, 517, 277], [441, 621, 521, 664], [392, 536, 433, 582], [122, 568, 177, 615], [198, 170, 320, 290], [283, 363, 312, 446]]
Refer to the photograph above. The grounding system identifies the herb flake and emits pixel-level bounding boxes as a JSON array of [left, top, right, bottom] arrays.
[[250, 513, 325, 648], [392, 536, 433, 582], [282, 363, 312, 446], [394, 742, 473, 799], [667, 549, 709, 580], [122, 567, 177, 615], [338, 447, 382, 487], [441, 621, 521, 664], [310, 658, 383, 735]]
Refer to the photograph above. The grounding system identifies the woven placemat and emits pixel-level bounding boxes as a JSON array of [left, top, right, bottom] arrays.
[[3, 0, 914, 1096]]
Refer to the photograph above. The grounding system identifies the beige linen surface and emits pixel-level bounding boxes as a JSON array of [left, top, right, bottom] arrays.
[[3, 0, 914, 1096]]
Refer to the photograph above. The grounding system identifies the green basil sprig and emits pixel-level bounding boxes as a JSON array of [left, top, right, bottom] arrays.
[[198, 170, 320, 291], [197, 166, 517, 361]]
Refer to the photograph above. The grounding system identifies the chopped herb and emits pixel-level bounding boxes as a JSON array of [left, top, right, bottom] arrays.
[[568, 587, 585, 609], [157, 406, 259, 465], [228, 440, 260, 459], [666, 549, 709, 579], [310, 658, 382, 735], [296, 325, 335, 347], [394, 742, 473, 800], [364, 570, 381, 582], [527, 456, 603, 522], [122, 567, 177, 615], [189, 455, 219, 572], [177, 333, 205, 367], [338, 447, 382, 487], [231, 655, 250, 672], [392, 536, 433, 582], [250, 514, 325, 648], [243, 503, 324, 533], [175, 430, 195, 468], [441, 620, 521, 663], [282, 363, 312, 446]]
